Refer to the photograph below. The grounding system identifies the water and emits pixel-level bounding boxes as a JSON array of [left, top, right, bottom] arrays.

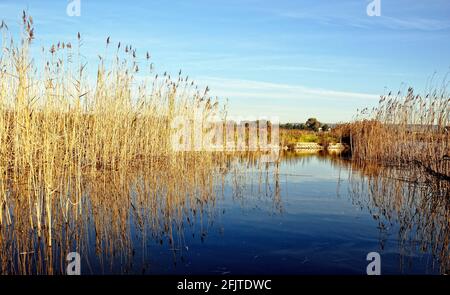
[[82, 153, 445, 274], [1, 152, 447, 274]]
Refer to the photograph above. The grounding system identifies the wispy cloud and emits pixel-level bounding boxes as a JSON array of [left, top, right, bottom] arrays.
[[198, 76, 378, 101], [277, 5, 450, 32], [379, 16, 450, 31], [196, 76, 378, 122], [172, 54, 339, 73], [1, 0, 445, 122]]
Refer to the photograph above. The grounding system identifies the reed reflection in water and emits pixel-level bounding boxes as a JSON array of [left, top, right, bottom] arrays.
[[0, 153, 282, 274], [0, 152, 448, 274], [345, 159, 449, 274]]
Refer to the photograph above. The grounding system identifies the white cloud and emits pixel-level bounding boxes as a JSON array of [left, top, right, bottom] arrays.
[[198, 76, 378, 101], [278, 9, 450, 32], [195, 76, 379, 122]]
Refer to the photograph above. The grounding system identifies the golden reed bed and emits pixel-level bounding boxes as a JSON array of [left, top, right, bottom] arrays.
[[334, 86, 449, 180], [0, 13, 448, 275], [0, 13, 285, 274], [0, 12, 226, 244]]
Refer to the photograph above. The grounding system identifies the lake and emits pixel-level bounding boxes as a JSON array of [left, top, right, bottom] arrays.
[[0, 152, 447, 275]]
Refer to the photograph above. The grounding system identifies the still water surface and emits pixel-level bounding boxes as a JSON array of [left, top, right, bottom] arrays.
[[80, 152, 444, 275], [1, 152, 447, 274]]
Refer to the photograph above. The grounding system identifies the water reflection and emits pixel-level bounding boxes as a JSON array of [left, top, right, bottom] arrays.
[[345, 160, 449, 274], [0, 152, 448, 274]]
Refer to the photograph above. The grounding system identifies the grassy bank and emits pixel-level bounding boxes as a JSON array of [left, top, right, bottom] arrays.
[[280, 129, 341, 148]]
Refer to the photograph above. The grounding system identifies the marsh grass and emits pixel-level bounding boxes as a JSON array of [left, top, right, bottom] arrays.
[[0, 13, 223, 246], [0, 13, 285, 273], [1, 12, 447, 275], [332, 84, 449, 273], [334, 85, 449, 180]]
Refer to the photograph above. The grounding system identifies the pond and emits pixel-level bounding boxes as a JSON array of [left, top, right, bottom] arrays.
[[0, 152, 448, 275]]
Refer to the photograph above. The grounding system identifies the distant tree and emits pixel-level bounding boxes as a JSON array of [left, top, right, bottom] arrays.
[[322, 124, 329, 131], [305, 118, 321, 131], [281, 121, 323, 131], [286, 123, 293, 129]]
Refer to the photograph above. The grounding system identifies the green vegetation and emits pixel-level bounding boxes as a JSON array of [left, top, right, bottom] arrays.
[[299, 133, 319, 142], [281, 118, 330, 132], [280, 129, 340, 147], [280, 118, 340, 147]]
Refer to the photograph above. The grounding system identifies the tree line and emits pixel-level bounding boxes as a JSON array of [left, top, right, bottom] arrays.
[[281, 118, 330, 132]]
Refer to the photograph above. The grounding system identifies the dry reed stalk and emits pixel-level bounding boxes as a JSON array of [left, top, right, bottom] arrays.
[[0, 13, 222, 248], [334, 86, 449, 179]]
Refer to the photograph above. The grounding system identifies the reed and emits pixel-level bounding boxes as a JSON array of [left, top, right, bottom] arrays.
[[0, 14, 284, 274], [334, 85, 449, 180], [0, 13, 222, 246]]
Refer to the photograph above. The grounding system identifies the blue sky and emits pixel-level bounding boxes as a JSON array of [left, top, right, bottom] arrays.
[[1, 0, 449, 122]]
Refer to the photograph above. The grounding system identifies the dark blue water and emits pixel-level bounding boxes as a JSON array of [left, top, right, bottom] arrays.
[[79, 153, 442, 275]]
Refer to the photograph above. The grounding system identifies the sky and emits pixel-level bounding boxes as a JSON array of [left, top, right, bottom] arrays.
[[0, 0, 449, 123]]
